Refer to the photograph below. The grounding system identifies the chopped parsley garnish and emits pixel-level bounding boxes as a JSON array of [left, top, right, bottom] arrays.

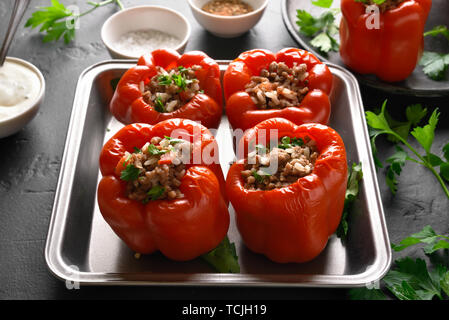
[[255, 144, 269, 154], [154, 97, 166, 113], [146, 185, 165, 202], [164, 136, 184, 145], [133, 147, 142, 154], [172, 74, 193, 91], [157, 75, 172, 86], [155, 67, 195, 92], [120, 164, 140, 182], [147, 144, 168, 156], [278, 136, 305, 149], [252, 169, 271, 183]]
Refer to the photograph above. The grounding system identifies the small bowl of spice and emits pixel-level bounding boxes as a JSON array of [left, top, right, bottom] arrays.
[[187, 0, 268, 38], [101, 5, 191, 59]]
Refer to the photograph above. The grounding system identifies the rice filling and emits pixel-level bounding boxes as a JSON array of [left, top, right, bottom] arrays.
[[142, 65, 202, 113], [242, 136, 319, 191], [120, 136, 192, 202], [245, 61, 309, 110]]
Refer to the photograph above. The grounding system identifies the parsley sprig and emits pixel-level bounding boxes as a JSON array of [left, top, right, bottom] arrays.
[[278, 136, 304, 149], [25, 0, 124, 44], [296, 1, 340, 54], [366, 100, 449, 199], [336, 162, 363, 240], [350, 225, 449, 300], [201, 236, 240, 273], [420, 25, 449, 80]]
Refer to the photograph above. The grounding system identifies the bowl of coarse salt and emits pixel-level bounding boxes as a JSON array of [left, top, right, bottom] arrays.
[[101, 5, 191, 59]]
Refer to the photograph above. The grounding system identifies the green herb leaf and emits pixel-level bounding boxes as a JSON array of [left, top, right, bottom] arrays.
[[252, 170, 271, 183], [158, 75, 172, 86], [147, 144, 168, 156], [424, 25, 449, 41], [337, 162, 363, 240], [296, 10, 339, 53], [441, 162, 449, 182], [383, 257, 445, 300], [146, 185, 165, 201], [410, 109, 439, 154], [120, 164, 140, 182], [25, 0, 123, 44], [391, 225, 449, 254], [201, 236, 240, 273], [133, 147, 142, 154], [419, 51, 449, 81], [312, 0, 334, 8], [164, 136, 184, 145], [154, 97, 166, 113], [443, 143, 449, 161]]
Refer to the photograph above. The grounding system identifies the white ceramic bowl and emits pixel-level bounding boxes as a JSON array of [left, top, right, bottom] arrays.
[[0, 57, 45, 139], [188, 0, 268, 38], [101, 5, 191, 59]]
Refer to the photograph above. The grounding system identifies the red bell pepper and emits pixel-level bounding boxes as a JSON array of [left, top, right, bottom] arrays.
[[340, 0, 432, 82], [97, 119, 229, 261], [226, 118, 347, 263], [223, 48, 333, 132], [110, 49, 223, 129]]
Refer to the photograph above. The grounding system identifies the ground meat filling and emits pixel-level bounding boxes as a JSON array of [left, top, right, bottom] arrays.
[[141, 65, 202, 113], [364, 0, 405, 12], [120, 136, 192, 202], [245, 61, 309, 110], [242, 137, 319, 191]]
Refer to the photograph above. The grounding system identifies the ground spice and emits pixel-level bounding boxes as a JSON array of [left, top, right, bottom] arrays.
[[202, 0, 254, 16]]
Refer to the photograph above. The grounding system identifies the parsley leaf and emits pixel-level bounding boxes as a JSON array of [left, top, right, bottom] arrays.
[[147, 144, 168, 156], [252, 170, 271, 183], [311, 0, 334, 8], [392, 225, 449, 254], [154, 97, 166, 113], [157, 75, 172, 86], [385, 145, 413, 194], [278, 136, 304, 149], [296, 10, 340, 53], [383, 258, 445, 300], [424, 25, 449, 42], [146, 185, 165, 201], [164, 136, 184, 145], [366, 101, 449, 199], [201, 236, 240, 273], [419, 51, 449, 81], [25, 0, 124, 44], [120, 164, 140, 182], [337, 162, 363, 240], [411, 109, 439, 154]]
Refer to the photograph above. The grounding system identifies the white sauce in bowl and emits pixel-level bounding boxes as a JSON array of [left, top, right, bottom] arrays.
[[113, 29, 181, 58], [0, 60, 41, 120]]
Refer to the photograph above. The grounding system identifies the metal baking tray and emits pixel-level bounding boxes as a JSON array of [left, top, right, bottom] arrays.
[[45, 60, 391, 287]]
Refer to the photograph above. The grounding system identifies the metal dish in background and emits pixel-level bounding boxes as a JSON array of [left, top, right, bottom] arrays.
[[44, 60, 391, 287], [282, 0, 449, 97]]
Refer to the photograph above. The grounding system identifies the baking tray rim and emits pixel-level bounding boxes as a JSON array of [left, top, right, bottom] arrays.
[[44, 59, 392, 287]]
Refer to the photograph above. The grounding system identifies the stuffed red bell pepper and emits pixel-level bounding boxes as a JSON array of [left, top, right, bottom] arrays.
[[340, 0, 432, 82], [226, 118, 347, 263], [223, 48, 332, 132], [110, 49, 223, 129], [97, 119, 229, 261]]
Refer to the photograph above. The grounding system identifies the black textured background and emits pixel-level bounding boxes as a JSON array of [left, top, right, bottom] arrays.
[[0, 0, 448, 299]]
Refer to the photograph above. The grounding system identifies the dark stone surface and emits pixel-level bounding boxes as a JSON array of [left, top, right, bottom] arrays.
[[0, 0, 447, 300]]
